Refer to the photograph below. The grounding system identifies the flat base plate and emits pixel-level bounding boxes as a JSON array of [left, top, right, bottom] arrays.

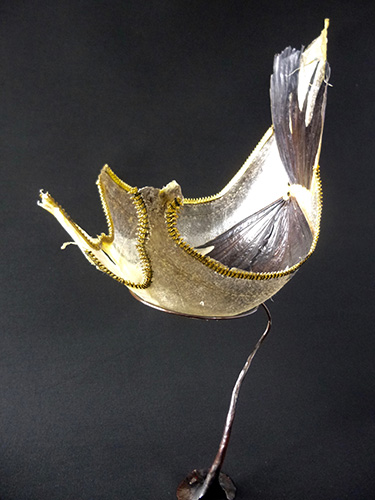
[[177, 469, 236, 500]]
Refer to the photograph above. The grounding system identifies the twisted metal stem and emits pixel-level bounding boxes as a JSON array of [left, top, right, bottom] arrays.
[[196, 303, 272, 499]]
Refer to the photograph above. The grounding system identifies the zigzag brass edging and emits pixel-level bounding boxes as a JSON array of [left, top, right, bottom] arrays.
[[165, 168, 322, 281]]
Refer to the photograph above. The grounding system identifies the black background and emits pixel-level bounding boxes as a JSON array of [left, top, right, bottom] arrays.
[[1, 1, 374, 499]]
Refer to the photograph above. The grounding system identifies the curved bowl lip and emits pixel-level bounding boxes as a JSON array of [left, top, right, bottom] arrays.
[[128, 289, 259, 320]]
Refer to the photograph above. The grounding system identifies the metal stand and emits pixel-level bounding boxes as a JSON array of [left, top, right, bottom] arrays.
[[177, 469, 236, 500], [177, 303, 272, 500]]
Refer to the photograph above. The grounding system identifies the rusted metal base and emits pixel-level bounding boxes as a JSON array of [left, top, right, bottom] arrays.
[[176, 469, 236, 500]]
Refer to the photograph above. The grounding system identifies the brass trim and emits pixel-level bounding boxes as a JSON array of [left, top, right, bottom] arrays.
[[184, 127, 274, 205], [39, 166, 153, 290], [94, 165, 152, 289], [165, 167, 323, 281]]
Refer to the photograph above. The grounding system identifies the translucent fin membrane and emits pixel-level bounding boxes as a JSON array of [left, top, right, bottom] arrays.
[[271, 24, 330, 189], [203, 196, 312, 273]]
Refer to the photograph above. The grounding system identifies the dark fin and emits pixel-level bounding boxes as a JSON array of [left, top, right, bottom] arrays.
[[203, 196, 313, 273], [270, 47, 330, 189]]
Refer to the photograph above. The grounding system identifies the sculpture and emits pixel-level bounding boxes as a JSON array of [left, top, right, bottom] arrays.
[[39, 19, 330, 499]]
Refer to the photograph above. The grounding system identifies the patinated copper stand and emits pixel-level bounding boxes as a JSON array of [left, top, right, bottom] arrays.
[[176, 303, 272, 500]]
